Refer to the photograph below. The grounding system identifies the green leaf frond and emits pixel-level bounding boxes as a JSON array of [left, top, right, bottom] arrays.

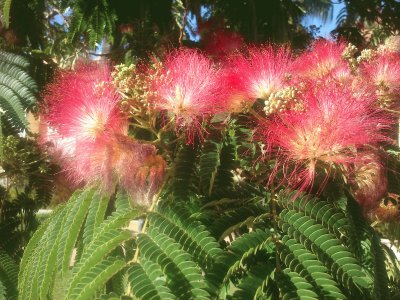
[[68, 0, 117, 49], [0, 51, 37, 136], [0, 249, 18, 300], [18, 188, 142, 300]]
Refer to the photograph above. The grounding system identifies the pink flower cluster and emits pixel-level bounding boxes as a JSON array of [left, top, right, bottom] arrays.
[[41, 41, 400, 209], [252, 41, 396, 206], [40, 63, 165, 206], [146, 42, 398, 207]]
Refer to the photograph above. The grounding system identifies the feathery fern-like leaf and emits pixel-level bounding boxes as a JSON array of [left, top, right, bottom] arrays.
[[212, 140, 237, 197], [276, 268, 320, 299], [230, 260, 277, 300], [0, 89, 27, 130], [0, 249, 18, 300], [58, 188, 96, 276], [199, 140, 222, 197], [127, 259, 176, 300], [278, 208, 373, 296], [67, 195, 141, 298], [0, 51, 37, 135], [223, 229, 273, 283], [82, 193, 110, 247], [153, 202, 223, 270], [68, 256, 126, 300], [166, 144, 198, 200], [68, 0, 117, 48], [279, 236, 347, 299], [209, 200, 269, 241], [19, 187, 142, 300], [18, 203, 64, 278], [137, 229, 210, 299], [37, 209, 69, 299], [0, 280, 6, 300]]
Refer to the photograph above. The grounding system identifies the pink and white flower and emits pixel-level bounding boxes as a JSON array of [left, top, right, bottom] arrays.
[[41, 62, 165, 204], [226, 46, 292, 101], [150, 48, 222, 142], [260, 82, 391, 192], [291, 40, 350, 81], [44, 63, 126, 141]]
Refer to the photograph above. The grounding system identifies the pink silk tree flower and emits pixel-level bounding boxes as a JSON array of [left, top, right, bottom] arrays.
[[261, 83, 391, 193], [43, 63, 126, 142], [292, 40, 350, 82], [41, 62, 124, 187], [65, 137, 116, 190], [116, 135, 166, 206], [38, 119, 76, 165], [150, 48, 222, 143], [38, 120, 82, 192], [215, 64, 250, 113], [62, 134, 166, 205], [352, 152, 387, 210], [362, 51, 400, 92], [41, 62, 166, 204], [361, 50, 400, 108], [223, 46, 292, 102], [40, 123, 116, 192]]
